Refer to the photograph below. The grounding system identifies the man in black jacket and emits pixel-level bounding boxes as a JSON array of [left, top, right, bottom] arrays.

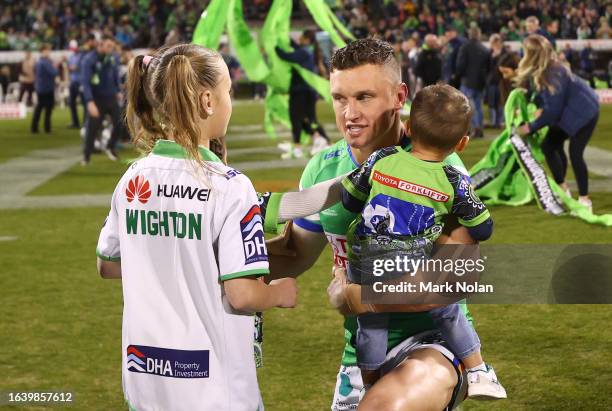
[[276, 30, 329, 159], [81, 35, 121, 165], [456, 26, 490, 138], [415, 34, 442, 88]]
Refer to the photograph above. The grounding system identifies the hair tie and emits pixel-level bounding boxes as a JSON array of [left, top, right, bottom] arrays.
[[143, 55, 154, 67]]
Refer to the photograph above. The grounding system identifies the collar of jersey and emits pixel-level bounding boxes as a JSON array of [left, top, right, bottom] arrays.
[[345, 131, 412, 167], [400, 150, 444, 169], [152, 139, 222, 163]]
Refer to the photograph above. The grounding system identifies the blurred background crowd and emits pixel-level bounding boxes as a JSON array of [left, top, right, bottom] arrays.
[[0, 0, 610, 51], [0, 0, 610, 144]]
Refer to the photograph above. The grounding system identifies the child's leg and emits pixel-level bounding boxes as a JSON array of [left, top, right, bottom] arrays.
[[429, 304, 481, 364], [356, 313, 389, 387], [429, 304, 507, 400]]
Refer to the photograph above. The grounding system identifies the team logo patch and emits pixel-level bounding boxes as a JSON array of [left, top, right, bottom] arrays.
[[126, 176, 151, 204], [127, 345, 209, 378], [240, 205, 268, 264], [359, 194, 436, 236], [372, 171, 449, 202]]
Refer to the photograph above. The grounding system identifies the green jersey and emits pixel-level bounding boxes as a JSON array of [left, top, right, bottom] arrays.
[[296, 136, 472, 366], [341, 146, 491, 278]]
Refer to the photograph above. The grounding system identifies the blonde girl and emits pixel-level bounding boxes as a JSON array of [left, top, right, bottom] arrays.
[[96, 43, 297, 411]]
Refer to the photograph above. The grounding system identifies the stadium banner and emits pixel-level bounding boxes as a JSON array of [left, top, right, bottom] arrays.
[[0, 102, 26, 120], [470, 90, 612, 226]]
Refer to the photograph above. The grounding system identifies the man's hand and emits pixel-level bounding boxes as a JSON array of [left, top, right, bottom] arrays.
[[87, 101, 100, 118], [265, 221, 296, 257], [327, 267, 351, 316]]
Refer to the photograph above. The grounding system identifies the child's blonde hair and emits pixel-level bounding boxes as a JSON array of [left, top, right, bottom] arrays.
[[126, 43, 227, 166]]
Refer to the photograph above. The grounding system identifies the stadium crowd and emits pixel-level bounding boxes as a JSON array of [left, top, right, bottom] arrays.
[[0, 1, 610, 51]]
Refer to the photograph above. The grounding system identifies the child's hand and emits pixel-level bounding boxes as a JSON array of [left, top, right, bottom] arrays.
[[270, 278, 298, 308]]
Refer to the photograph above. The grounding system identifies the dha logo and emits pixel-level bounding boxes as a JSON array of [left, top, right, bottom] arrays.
[[126, 176, 152, 204], [240, 205, 268, 264], [127, 345, 209, 379], [127, 346, 148, 373]]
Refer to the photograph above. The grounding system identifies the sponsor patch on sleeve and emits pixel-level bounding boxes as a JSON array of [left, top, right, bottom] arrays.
[[240, 205, 268, 264]]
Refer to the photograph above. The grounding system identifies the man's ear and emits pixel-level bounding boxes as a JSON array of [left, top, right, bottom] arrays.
[[395, 82, 408, 110], [455, 135, 470, 152], [199, 90, 214, 118]]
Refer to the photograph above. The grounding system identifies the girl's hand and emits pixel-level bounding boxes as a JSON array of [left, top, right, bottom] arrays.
[[269, 278, 298, 308]]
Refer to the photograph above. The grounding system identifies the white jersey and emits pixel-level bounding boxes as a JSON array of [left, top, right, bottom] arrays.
[[97, 140, 268, 411]]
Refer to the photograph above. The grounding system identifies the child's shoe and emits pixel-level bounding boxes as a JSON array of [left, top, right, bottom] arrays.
[[467, 364, 507, 400]]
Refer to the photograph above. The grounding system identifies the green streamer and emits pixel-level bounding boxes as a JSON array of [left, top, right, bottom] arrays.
[[470, 89, 612, 226], [192, 0, 229, 49], [303, 0, 347, 47], [227, 0, 270, 82]]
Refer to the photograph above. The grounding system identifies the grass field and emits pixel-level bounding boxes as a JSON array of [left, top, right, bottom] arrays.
[[1, 104, 611, 411]]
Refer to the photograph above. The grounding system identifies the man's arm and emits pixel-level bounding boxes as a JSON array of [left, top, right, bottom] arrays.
[[328, 216, 478, 314], [266, 223, 328, 281], [80, 54, 94, 102]]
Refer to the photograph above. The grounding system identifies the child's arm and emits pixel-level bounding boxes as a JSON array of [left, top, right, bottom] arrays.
[[224, 277, 297, 312], [447, 168, 493, 242]]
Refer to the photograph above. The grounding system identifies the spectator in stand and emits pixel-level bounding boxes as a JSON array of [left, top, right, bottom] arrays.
[[526, 16, 557, 49], [596, 17, 611, 39], [19, 51, 35, 106], [456, 26, 489, 137], [67, 39, 84, 129], [81, 35, 122, 165], [576, 18, 592, 40], [415, 34, 442, 88], [443, 25, 466, 89], [486, 34, 506, 129], [31, 44, 58, 134]]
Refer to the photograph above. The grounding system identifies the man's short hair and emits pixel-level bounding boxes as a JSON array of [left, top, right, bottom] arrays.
[[329, 38, 398, 75], [410, 84, 472, 151], [526, 16, 540, 26]]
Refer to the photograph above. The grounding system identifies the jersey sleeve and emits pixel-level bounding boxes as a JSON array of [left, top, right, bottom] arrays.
[[341, 147, 398, 212], [445, 165, 492, 235], [294, 156, 325, 233], [96, 186, 121, 262], [217, 175, 270, 281]]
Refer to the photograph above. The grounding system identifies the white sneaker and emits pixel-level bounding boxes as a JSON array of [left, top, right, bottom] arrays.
[[467, 364, 507, 400], [277, 142, 292, 153], [104, 148, 118, 161], [310, 137, 330, 155], [578, 197, 593, 214], [281, 147, 304, 160]]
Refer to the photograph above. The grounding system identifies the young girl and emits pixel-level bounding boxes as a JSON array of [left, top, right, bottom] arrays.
[[95, 43, 297, 411]]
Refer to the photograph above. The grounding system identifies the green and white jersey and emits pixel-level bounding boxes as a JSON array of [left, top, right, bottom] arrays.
[[296, 136, 472, 366], [341, 146, 490, 275], [97, 140, 267, 411]]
